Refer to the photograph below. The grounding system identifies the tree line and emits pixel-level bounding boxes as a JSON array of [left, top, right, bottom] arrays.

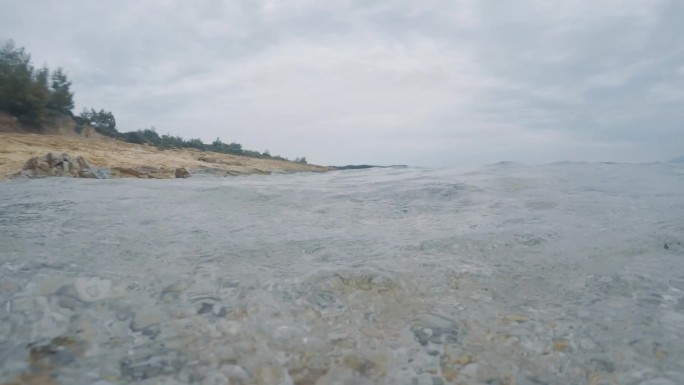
[[0, 40, 73, 124], [0, 39, 308, 164]]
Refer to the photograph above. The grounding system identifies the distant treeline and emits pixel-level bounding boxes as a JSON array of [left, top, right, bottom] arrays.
[[0, 39, 307, 164], [75, 109, 305, 162]]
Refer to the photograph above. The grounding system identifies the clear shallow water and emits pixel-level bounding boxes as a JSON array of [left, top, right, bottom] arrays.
[[1, 163, 683, 385]]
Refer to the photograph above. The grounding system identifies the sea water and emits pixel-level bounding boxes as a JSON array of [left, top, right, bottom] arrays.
[[0, 162, 683, 384]]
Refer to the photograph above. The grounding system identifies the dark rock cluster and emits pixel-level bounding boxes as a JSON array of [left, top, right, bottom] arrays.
[[20, 152, 110, 179], [18, 152, 192, 179]]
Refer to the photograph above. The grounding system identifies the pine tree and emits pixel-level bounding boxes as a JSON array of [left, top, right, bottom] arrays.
[[48, 67, 74, 115], [0, 40, 35, 120]]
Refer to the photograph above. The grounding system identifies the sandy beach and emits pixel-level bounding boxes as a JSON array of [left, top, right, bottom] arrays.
[[0, 133, 329, 180]]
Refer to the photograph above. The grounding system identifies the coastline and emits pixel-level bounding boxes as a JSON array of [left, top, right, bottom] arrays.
[[0, 133, 329, 180]]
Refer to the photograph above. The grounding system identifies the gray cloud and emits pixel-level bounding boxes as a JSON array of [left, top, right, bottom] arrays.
[[2, 0, 682, 166]]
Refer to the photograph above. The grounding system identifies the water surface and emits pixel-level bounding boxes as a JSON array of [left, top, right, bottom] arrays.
[[1, 163, 683, 384]]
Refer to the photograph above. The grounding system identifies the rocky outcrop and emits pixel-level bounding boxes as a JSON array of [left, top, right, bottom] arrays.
[[174, 167, 191, 178], [198, 156, 245, 166], [96, 166, 192, 179], [17, 153, 193, 180], [112, 166, 193, 179], [20, 152, 110, 179], [111, 166, 174, 179], [192, 167, 241, 177]]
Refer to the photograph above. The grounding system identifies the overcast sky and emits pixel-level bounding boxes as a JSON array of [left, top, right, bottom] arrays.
[[2, 0, 683, 166]]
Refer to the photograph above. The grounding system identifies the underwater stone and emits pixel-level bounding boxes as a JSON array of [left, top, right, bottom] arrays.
[[120, 345, 187, 381], [197, 303, 213, 315], [130, 309, 164, 332], [74, 277, 112, 302]]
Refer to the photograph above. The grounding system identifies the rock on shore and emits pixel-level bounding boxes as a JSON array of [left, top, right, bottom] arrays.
[[21, 152, 110, 179], [20, 153, 198, 179]]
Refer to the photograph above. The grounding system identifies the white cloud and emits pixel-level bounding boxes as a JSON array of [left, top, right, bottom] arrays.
[[1, 0, 682, 166]]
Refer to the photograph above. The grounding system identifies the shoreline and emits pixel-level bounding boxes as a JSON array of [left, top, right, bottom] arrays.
[[0, 133, 329, 180]]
